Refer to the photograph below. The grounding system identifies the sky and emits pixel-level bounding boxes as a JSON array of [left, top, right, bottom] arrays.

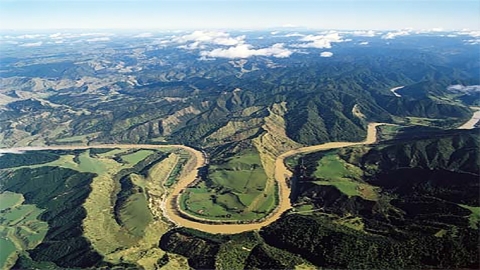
[[0, 0, 479, 31]]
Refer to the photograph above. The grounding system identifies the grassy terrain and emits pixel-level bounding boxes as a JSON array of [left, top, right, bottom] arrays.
[[376, 124, 403, 141], [313, 154, 377, 200], [95, 148, 130, 158], [75, 153, 139, 257], [0, 148, 178, 268], [102, 152, 190, 269], [0, 238, 16, 270], [0, 192, 23, 210], [403, 116, 460, 129], [118, 191, 153, 237], [294, 204, 315, 213], [459, 204, 480, 229], [9, 149, 112, 174], [164, 153, 189, 188], [333, 215, 365, 231], [3, 148, 186, 268], [180, 149, 272, 221], [120, 150, 155, 164], [0, 192, 48, 270], [211, 151, 266, 193], [77, 150, 110, 174]]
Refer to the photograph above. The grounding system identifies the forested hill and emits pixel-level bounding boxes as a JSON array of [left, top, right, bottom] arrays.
[[1, 32, 479, 153], [157, 128, 480, 269], [360, 128, 479, 174], [274, 128, 479, 269]]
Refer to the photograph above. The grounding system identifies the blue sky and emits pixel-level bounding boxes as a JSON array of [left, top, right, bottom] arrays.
[[0, 0, 479, 30]]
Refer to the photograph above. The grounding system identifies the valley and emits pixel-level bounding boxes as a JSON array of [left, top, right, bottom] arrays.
[[1, 28, 479, 269], [0, 122, 382, 235]]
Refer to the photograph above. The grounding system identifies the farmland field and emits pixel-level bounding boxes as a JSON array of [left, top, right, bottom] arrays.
[[120, 150, 155, 164], [179, 149, 276, 221], [0, 192, 48, 270], [312, 153, 378, 200]]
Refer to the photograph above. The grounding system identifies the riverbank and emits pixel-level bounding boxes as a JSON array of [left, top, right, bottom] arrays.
[[0, 123, 383, 234]]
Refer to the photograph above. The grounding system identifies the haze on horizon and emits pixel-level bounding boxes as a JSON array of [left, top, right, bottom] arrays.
[[0, 0, 479, 31]]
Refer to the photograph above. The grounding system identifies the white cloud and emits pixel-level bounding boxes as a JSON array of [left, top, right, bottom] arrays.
[[134, 32, 153, 38], [1, 40, 19, 45], [45, 32, 114, 41], [465, 39, 480, 45], [457, 30, 480, 44], [447, 85, 480, 94], [285, 32, 305, 37], [214, 35, 246, 46], [200, 43, 292, 59], [174, 30, 245, 47], [19, 41, 43, 47], [294, 32, 345, 49], [320, 51, 333, 57], [80, 32, 114, 37], [178, 41, 204, 50], [352, 30, 376, 37], [359, 41, 369, 45], [16, 34, 43, 39], [86, 37, 110, 42], [455, 30, 480, 44], [49, 33, 63, 39], [381, 30, 411, 39]]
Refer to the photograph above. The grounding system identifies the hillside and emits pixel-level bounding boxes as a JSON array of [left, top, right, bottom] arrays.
[[272, 128, 479, 269]]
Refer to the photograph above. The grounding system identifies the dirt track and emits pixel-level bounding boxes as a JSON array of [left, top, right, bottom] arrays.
[[1, 123, 383, 234]]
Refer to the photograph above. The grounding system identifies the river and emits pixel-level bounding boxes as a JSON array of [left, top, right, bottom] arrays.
[[0, 123, 383, 234], [458, 108, 480, 129], [2, 109, 478, 234]]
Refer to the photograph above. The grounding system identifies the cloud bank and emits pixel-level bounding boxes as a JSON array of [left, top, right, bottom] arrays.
[[175, 30, 246, 47], [295, 32, 345, 48], [320, 51, 333, 57], [447, 85, 480, 94], [86, 37, 111, 42], [352, 30, 376, 37], [381, 30, 411, 39], [200, 43, 292, 59], [134, 32, 153, 38], [19, 41, 43, 47]]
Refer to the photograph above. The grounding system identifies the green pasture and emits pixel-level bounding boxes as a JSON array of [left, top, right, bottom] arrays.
[[120, 150, 154, 164], [118, 193, 153, 237], [313, 153, 377, 200], [0, 191, 23, 210], [77, 150, 109, 174], [180, 150, 272, 221], [209, 151, 267, 194], [0, 238, 16, 269], [0, 192, 48, 270], [254, 188, 277, 214], [95, 148, 129, 158], [459, 204, 480, 229]]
